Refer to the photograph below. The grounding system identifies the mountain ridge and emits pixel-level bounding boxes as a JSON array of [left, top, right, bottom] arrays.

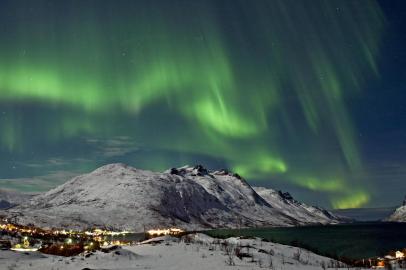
[[5, 163, 345, 231]]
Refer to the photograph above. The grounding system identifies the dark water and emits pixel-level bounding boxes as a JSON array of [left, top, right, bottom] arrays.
[[206, 222, 406, 260]]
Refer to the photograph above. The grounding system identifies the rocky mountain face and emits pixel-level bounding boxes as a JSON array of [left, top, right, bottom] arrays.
[[387, 196, 406, 222], [6, 164, 344, 231]]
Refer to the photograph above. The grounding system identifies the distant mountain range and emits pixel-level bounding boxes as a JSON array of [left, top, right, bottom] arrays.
[[331, 207, 397, 222], [4, 164, 345, 231]]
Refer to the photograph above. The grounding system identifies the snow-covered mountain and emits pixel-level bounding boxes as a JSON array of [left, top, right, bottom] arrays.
[[387, 196, 406, 222], [253, 187, 344, 224], [0, 189, 35, 209], [6, 164, 344, 231]]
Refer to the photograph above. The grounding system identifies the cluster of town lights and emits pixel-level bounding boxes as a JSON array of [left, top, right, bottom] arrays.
[[1, 222, 131, 238], [10, 236, 39, 252], [146, 228, 184, 236], [1, 220, 185, 252], [0, 221, 137, 250], [371, 250, 405, 269]]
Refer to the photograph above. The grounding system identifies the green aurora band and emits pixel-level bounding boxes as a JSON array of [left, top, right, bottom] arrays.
[[0, 0, 385, 208]]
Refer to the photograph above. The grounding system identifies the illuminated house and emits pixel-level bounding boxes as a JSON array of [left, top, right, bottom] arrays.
[[396, 250, 405, 259]]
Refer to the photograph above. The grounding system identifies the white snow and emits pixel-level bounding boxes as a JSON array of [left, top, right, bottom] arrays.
[[0, 189, 35, 209], [0, 233, 350, 270], [387, 196, 406, 222], [387, 206, 406, 222], [253, 187, 344, 225], [5, 163, 344, 231]]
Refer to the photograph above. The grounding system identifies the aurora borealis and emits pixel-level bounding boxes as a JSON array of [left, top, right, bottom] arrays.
[[0, 0, 405, 209]]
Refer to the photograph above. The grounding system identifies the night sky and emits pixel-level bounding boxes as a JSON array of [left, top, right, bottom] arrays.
[[0, 0, 405, 209]]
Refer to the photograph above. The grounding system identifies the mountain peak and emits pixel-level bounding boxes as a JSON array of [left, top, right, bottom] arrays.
[[97, 163, 132, 170], [166, 165, 245, 182], [166, 164, 210, 177], [91, 163, 137, 175]]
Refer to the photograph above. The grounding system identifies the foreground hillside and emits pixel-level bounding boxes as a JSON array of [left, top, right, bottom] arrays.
[[6, 163, 344, 231], [0, 233, 346, 270]]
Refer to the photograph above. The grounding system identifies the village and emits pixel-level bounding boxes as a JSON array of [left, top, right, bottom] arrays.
[[0, 218, 405, 269], [0, 218, 185, 256], [353, 249, 406, 269]]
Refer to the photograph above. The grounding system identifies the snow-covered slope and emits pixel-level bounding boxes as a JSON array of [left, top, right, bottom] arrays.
[[387, 196, 406, 222], [7, 164, 344, 231], [253, 187, 343, 224], [0, 189, 35, 209], [0, 233, 347, 270]]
